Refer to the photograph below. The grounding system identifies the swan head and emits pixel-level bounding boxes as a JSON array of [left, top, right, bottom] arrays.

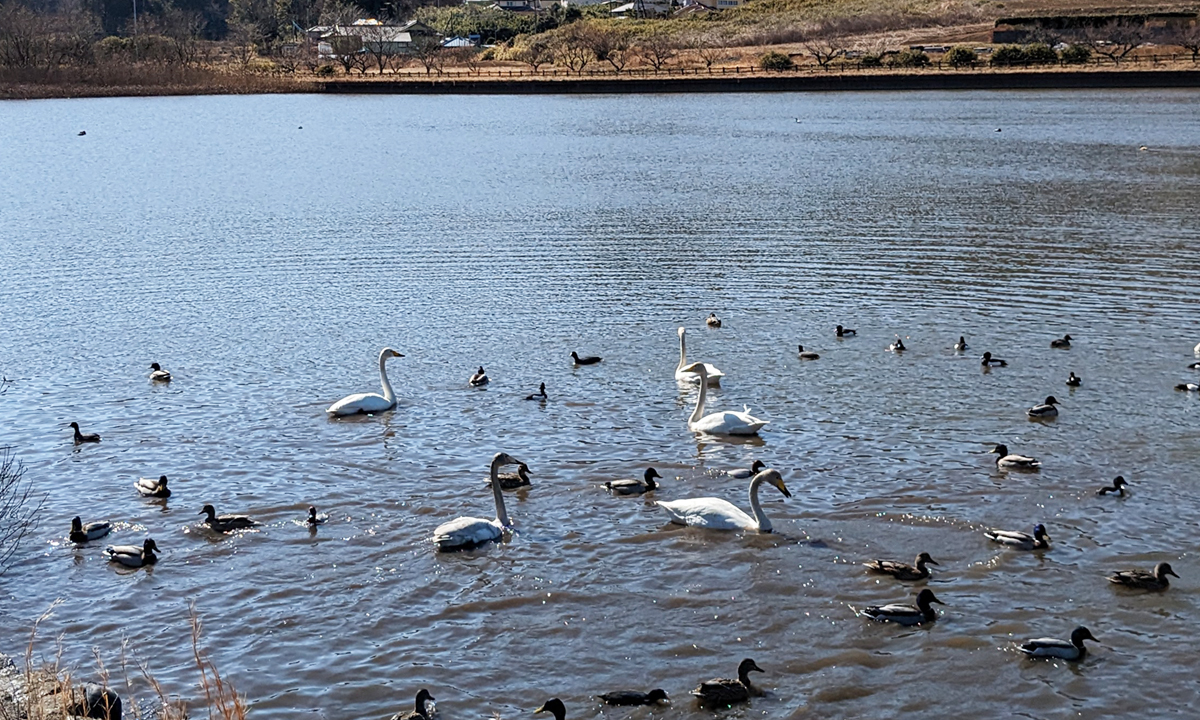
[[646, 689, 669, 703], [492, 452, 524, 469], [680, 362, 707, 376], [916, 552, 938, 566], [916, 588, 944, 608], [534, 698, 566, 720], [381, 348, 404, 360], [754, 468, 790, 498], [678, 326, 686, 337]]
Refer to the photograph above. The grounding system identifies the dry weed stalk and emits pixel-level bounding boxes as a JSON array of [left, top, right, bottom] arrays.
[[189, 607, 248, 720]]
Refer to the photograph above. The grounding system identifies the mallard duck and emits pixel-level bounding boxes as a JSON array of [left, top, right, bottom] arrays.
[[888, 337, 906, 352], [1108, 562, 1178, 590], [598, 689, 669, 706], [1097, 476, 1128, 496], [954, 336, 968, 351], [985, 523, 1050, 550], [306, 506, 328, 526], [104, 538, 159, 567], [1066, 372, 1081, 387], [69, 422, 100, 444], [1050, 334, 1072, 348], [1018, 626, 1096, 660], [199, 504, 258, 532], [691, 658, 763, 706], [836, 325, 856, 337], [706, 313, 722, 328], [135, 475, 171, 498], [534, 698, 566, 720], [863, 588, 944, 626], [491, 463, 532, 490], [604, 467, 660, 495], [1027, 396, 1060, 418], [864, 552, 938, 581], [727, 460, 766, 479], [69, 516, 112, 544], [469, 366, 489, 386], [149, 362, 172, 382], [990, 444, 1040, 470], [1175, 383, 1200, 392], [797, 345, 820, 360], [525, 382, 547, 401], [981, 352, 1007, 367], [390, 689, 435, 720], [571, 351, 601, 365], [67, 683, 121, 720], [1188, 361, 1200, 370]]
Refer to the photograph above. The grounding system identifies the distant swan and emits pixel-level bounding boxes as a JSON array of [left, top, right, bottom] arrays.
[[327, 348, 403, 416], [656, 468, 790, 532], [676, 327, 724, 385], [432, 452, 524, 550], [680, 362, 767, 435]]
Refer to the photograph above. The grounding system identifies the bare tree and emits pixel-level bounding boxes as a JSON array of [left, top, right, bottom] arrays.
[[0, 447, 43, 576], [1169, 22, 1200, 62], [0, 3, 45, 69], [513, 36, 553, 71], [690, 30, 727, 69], [408, 33, 445, 75], [448, 45, 482, 74], [636, 28, 677, 71], [1084, 19, 1147, 64], [585, 24, 633, 74], [804, 37, 844, 68], [555, 25, 593, 74], [360, 24, 402, 74]]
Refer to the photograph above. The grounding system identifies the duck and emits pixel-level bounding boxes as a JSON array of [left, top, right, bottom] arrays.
[[306, 506, 328, 526], [864, 552, 938, 581], [863, 588, 944, 626], [327, 348, 404, 416], [525, 382, 548, 401], [985, 523, 1050, 550], [1050, 334, 1072, 348], [981, 351, 1007, 367], [836, 324, 856, 337], [432, 452, 524, 551], [104, 538, 159, 567], [656, 468, 789, 532], [66, 682, 121, 720], [490, 463, 532, 490], [199, 504, 258, 532], [727, 459, 766, 479], [571, 351, 602, 365], [390, 689, 435, 720], [797, 345, 820, 360], [1188, 362, 1200, 370], [679, 362, 767, 435], [888, 337, 906, 352], [598, 689, 669, 706], [69, 516, 112, 544], [1066, 372, 1081, 387], [1026, 395, 1060, 418], [706, 313, 722, 328], [1175, 382, 1200, 392], [149, 362, 171, 382], [1108, 562, 1178, 591], [691, 658, 763, 706], [1018, 626, 1096, 660], [69, 422, 100, 444], [954, 336, 968, 351], [1098, 476, 1128, 496], [534, 698, 566, 720], [77, 130, 87, 136], [990, 444, 1040, 470], [604, 467, 661, 495], [676, 327, 725, 385], [135, 475, 171, 498], [469, 366, 489, 386]]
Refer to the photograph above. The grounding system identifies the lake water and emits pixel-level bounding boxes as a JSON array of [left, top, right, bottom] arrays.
[[1, 89, 1199, 719]]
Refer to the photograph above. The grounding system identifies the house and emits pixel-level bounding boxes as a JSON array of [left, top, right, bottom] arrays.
[[490, 0, 564, 11], [315, 19, 441, 58], [442, 35, 479, 47], [610, 0, 672, 16]]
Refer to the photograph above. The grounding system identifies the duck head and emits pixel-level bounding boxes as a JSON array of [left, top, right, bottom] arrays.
[[150, 363, 162, 371], [199, 504, 217, 520], [143, 538, 160, 554], [1033, 523, 1050, 541], [644, 467, 662, 488], [71, 516, 83, 533], [1070, 626, 1096, 648], [736, 658, 764, 685], [751, 460, 766, 473], [646, 689, 669, 703], [1155, 562, 1180, 580], [414, 689, 435, 717], [534, 698, 566, 720], [1043, 396, 1060, 406], [916, 588, 945, 609], [916, 552, 938, 567], [990, 444, 1009, 457]]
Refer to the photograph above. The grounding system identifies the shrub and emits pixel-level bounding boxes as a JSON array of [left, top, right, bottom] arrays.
[[888, 49, 930, 67], [1024, 43, 1058, 64], [944, 45, 976, 67], [759, 50, 794, 71], [315, 64, 335, 76], [991, 44, 1027, 65], [859, 53, 882, 67], [1061, 43, 1091, 64]]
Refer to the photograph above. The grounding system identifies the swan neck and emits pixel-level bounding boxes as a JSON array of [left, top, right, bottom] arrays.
[[688, 368, 707, 425], [378, 352, 395, 403], [748, 475, 770, 531], [490, 457, 510, 526], [677, 330, 686, 371]]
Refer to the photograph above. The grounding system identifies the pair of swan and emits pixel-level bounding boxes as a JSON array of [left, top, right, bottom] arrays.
[[675, 327, 724, 385], [432, 452, 525, 551], [679, 363, 766, 435], [328, 348, 403, 416], [657, 468, 789, 532]]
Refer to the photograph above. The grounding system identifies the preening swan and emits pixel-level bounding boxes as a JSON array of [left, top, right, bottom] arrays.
[[656, 468, 790, 532], [1018, 627, 1096, 660], [327, 348, 404, 416], [675, 327, 724, 385], [680, 362, 767, 436], [432, 452, 525, 551]]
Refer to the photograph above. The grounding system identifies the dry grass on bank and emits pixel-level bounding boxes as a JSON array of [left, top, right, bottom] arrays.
[[0, 65, 307, 100]]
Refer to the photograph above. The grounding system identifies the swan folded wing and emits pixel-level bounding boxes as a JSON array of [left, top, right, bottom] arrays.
[[693, 411, 768, 435], [327, 392, 394, 415], [432, 516, 502, 547], [656, 498, 755, 530]]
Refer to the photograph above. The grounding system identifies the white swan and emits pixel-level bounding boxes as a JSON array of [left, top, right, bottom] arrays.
[[432, 452, 524, 551], [656, 468, 790, 532], [327, 348, 403, 416], [680, 362, 767, 435], [675, 327, 724, 385]]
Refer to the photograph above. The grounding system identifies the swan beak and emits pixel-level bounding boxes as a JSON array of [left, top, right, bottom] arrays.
[[775, 479, 792, 498]]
